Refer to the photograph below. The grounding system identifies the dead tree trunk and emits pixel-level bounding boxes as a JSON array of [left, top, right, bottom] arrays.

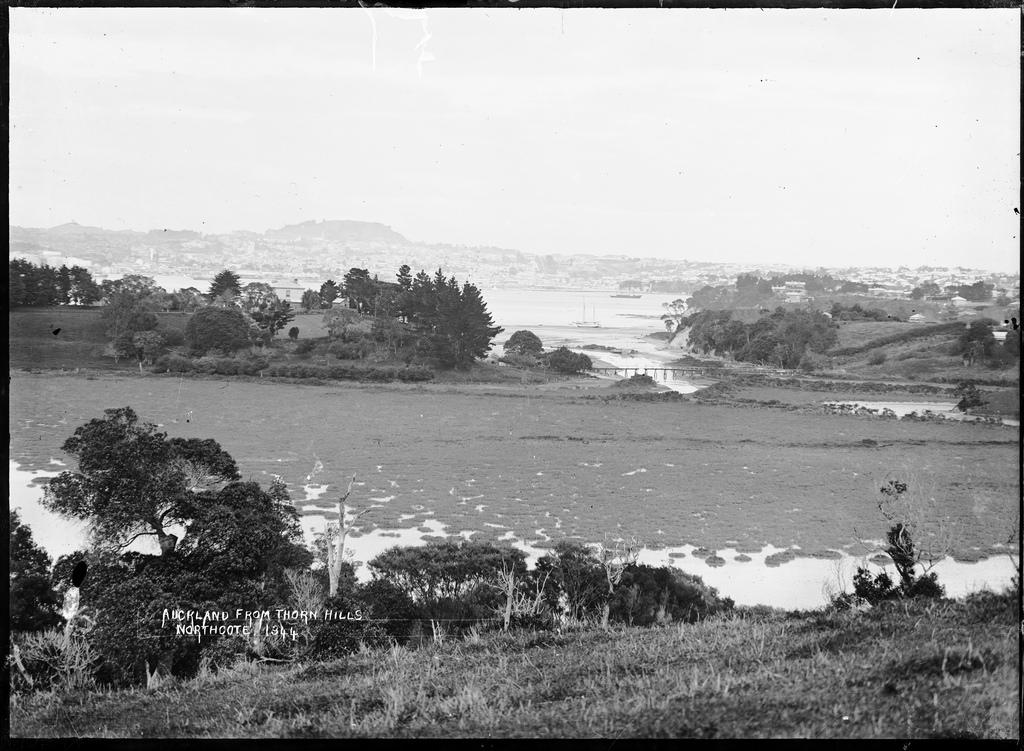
[[326, 474, 368, 598], [599, 536, 640, 631]]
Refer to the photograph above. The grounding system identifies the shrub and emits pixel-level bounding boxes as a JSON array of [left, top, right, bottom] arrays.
[[328, 341, 371, 360], [498, 353, 540, 369], [294, 338, 321, 356], [162, 329, 186, 347], [10, 627, 98, 693], [953, 381, 986, 412], [304, 619, 393, 660], [867, 352, 887, 366], [288, 327, 299, 340], [185, 307, 250, 355], [620, 374, 657, 388], [545, 347, 593, 375]]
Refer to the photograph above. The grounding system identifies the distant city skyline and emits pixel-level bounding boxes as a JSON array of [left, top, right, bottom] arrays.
[[9, 8, 1020, 272]]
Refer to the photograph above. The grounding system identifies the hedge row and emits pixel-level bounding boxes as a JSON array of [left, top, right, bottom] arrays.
[[263, 363, 434, 382], [152, 354, 434, 382], [826, 322, 965, 357], [157, 355, 269, 375]]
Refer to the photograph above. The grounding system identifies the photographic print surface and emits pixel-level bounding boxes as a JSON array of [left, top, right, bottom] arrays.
[[8, 5, 1020, 740]]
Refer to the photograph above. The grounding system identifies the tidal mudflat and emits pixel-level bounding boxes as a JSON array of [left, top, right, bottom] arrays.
[[10, 372, 1017, 564]]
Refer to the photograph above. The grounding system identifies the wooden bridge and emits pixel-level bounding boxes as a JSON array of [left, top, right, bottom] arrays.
[[588, 366, 788, 378]]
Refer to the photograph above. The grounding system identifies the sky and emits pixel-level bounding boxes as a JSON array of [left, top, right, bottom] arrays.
[[8, 7, 1020, 271]]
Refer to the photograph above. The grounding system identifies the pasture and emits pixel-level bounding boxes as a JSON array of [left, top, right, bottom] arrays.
[[9, 371, 1018, 561]]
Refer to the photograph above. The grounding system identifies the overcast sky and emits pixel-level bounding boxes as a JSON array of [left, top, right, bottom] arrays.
[[9, 8, 1020, 271]]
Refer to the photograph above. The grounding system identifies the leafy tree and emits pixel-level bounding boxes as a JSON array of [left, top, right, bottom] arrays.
[[239, 282, 278, 315], [504, 330, 544, 357], [545, 347, 592, 374], [957, 280, 994, 303], [130, 330, 166, 365], [301, 289, 322, 312], [910, 281, 941, 300], [250, 303, 295, 345], [72, 269, 102, 305], [536, 541, 605, 622], [208, 269, 241, 304], [685, 285, 734, 311], [184, 307, 251, 355], [343, 268, 376, 313], [372, 282, 401, 319], [99, 275, 163, 359], [322, 307, 361, 339], [9, 511, 62, 632], [43, 407, 241, 556], [319, 280, 341, 308], [171, 287, 206, 313], [368, 540, 525, 630], [957, 319, 997, 366], [50, 473, 311, 687]]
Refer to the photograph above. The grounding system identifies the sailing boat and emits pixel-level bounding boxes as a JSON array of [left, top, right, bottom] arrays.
[[573, 301, 601, 328]]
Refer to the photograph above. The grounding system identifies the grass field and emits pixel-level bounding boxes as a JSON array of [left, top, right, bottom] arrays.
[[9, 308, 192, 371], [9, 590, 1017, 738], [9, 371, 1018, 560]]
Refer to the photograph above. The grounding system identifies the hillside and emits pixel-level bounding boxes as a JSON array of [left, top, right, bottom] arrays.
[[9, 589, 1017, 739], [264, 220, 410, 244], [824, 321, 1019, 384]]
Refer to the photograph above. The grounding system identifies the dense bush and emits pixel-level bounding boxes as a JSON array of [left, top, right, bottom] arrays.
[[304, 618, 393, 660], [151, 356, 431, 382], [293, 337, 324, 356], [545, 347, 593, 374], [367, 540, 527, 636], [498, 353, 540, 369], [185, 307, 251, 355], [152, 355, 269, 376], [867, 352, 887, 366], [328, 340, 374, 360], [162, 329, 186, 348], [609, 564, 732, 625]]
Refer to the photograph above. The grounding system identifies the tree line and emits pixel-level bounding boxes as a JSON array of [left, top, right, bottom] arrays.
[[9, 259, 102, 307]]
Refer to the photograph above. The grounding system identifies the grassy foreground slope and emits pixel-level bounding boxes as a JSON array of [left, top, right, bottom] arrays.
[[9, 589, 1018, 739]]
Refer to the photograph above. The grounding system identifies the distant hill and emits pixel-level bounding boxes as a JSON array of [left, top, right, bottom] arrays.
[[43, 222, 112, 236], [265, 219, 409, 244]]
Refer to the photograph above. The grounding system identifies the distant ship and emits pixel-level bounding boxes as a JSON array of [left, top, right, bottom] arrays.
[[611, 293, 642, 298], [574, 301, 601, 328]]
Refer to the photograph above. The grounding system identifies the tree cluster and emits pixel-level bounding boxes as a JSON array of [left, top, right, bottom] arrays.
[[36, 407, 311, 686], [679, 307, 838, 369], [9, 259, 102, 308], [956, 319, 1018, 368]]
